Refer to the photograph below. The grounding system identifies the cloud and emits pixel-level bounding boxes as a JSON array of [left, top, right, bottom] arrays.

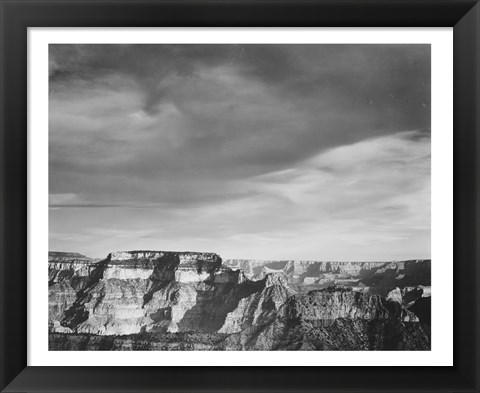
[[49, 44, 430, 260], [49, 193, 82, 206], [50, 130, 430, 260]]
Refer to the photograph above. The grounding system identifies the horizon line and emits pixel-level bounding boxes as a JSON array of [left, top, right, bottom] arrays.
[[48, 249, 431, 263]]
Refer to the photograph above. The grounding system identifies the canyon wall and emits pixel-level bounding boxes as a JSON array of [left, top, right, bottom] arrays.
[[49, 251, 431, 350]]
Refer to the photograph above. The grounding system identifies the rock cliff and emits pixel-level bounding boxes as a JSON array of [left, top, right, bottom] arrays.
[[224, 259, 431, 296], [219, 287, 426, 351], [49, 251, 431, 350], [52, 250, 257, 335], [49, 252, 99, 333]]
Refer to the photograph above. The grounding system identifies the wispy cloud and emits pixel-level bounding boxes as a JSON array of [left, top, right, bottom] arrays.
[[49, 44, 430, 260], [49, 130, 430, 260]]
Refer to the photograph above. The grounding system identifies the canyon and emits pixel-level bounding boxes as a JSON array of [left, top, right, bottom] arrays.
[[49, 251, 431, 350]]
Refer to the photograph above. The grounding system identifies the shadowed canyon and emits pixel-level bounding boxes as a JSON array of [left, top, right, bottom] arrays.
[[49, 251, 431, 350]]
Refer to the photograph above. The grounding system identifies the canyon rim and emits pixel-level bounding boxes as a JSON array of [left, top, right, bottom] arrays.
[[49, 251, 431, 350], [49, 44, 431, 351]]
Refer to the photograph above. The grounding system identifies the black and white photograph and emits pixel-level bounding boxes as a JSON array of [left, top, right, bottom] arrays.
[[48, 44, 431, 351]]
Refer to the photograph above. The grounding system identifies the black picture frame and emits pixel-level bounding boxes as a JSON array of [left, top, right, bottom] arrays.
[[1, 1, 479, 392]]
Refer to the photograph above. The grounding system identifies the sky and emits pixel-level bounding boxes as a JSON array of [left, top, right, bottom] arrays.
[[49, 44, 431, 260]]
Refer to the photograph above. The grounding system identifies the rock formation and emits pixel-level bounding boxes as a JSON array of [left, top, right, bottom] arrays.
[[49, 251, 431, 351], [219, 287, 426, 351], [386, 285, 431, 308], [223, 259, 431, 296], [49, 252, 99, 333]]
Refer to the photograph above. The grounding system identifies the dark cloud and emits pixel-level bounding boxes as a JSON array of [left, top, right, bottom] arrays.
[[49, 44, 430, 259]]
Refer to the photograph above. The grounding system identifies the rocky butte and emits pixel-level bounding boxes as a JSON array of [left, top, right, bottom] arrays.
[[49, 251, 431, 350]]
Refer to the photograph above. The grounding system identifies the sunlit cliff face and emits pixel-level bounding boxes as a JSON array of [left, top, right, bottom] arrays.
[[49, 251, 431, 350]]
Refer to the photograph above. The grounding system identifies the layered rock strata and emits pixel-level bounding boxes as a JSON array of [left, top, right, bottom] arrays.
[[224, 259, 431, 295], [51, 251, 269, 335], [219, 287, 427, 351], [49, 251, 431, 350]]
